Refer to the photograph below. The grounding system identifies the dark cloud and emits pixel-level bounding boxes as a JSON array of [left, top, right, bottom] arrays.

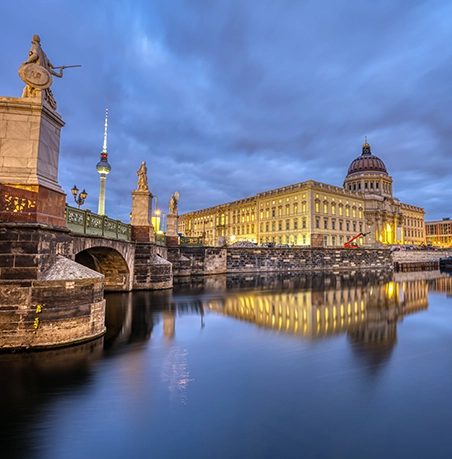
[[1, 0, 451, 222]]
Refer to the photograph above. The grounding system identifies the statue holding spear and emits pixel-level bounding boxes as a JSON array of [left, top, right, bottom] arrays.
[[18, 34, 81, 110]]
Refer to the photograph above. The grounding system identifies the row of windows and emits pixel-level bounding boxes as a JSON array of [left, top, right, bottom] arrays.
[[404, 230, 424, 238], [347, 181, 391, 192], [259, 235, 357, 247], [425, 223, 451, 235], [316, 218, 362, 233]]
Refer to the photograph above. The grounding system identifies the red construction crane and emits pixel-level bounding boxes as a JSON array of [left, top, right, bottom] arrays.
[[343, 232, 370, 248]]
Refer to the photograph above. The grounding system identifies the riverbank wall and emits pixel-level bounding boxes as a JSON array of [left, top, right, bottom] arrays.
[[168, 247, 392, 276]]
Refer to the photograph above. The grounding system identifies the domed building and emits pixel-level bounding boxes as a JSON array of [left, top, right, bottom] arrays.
[[179, 139, 425, 247]]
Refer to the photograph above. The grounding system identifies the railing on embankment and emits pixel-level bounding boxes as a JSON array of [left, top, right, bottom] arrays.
[[65, 205, 131, 240]]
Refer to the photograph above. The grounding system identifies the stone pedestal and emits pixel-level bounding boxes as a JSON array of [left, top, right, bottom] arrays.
[[166, 213, 178, 236], [131, 189, 155, 242], [0, 95, 66, 226]]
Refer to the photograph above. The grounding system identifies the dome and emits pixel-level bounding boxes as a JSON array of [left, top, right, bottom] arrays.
[[96, 159, 111, 175], [346, 139, 388, 177]]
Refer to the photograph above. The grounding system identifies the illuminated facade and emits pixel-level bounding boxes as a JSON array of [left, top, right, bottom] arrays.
[[179, 140, 425, 247], [425, 218, 452, 248]]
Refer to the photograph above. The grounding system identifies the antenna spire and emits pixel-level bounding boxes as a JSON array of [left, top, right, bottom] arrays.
[[102, 108, 108, 153]]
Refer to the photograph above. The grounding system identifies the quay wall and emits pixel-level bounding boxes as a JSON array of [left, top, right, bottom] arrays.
[[392, 249, 452, 272], [170, 247, 392, 276]]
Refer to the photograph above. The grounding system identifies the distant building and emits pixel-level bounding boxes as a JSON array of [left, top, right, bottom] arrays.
[[179, 140, 425, 247], [425, 218, 452, 247]]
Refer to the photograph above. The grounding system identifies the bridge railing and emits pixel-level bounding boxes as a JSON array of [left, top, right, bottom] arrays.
[[65, 205, 131, 241], [180, 236, 204, 247]]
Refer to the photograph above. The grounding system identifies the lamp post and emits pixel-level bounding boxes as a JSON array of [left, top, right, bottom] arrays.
[[71, 185, 88, 209]]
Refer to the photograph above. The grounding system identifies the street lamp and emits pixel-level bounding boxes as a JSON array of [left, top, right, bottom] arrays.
[[71, 185, 88, 209]]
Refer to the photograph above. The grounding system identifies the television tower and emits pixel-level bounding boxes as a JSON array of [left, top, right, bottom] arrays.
[[96, 109, 111, 215]]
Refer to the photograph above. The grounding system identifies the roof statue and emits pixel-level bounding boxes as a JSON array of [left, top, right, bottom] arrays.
[[136, 162, 149, 191], [18, 34, 80, 110], [169, 191, 180, 215]]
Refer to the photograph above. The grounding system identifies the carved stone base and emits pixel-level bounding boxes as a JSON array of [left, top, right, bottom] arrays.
[[0, 183, 66, 226], [0, 96, 65, 193]]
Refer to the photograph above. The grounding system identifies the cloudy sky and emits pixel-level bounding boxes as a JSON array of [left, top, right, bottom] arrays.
[[2, 0, 451, 222]]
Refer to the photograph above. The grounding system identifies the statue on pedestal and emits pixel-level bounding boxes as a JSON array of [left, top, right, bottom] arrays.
[[136, 162, 149, 191], [169, 191, 179, 215], [18, 34, 80, 110]]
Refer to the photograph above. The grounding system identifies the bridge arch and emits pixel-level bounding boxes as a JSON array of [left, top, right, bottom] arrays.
[[71, 235, 136, 291], [75, 247, 130, 292]]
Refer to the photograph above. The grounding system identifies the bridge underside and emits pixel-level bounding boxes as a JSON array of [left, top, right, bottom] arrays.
[[76, 248, 131, 292]]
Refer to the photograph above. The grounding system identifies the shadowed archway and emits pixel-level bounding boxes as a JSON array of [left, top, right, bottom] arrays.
[[75, 247, 130, 291]]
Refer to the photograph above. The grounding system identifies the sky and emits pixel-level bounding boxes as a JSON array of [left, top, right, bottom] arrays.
[[1, 0, 451, 222]]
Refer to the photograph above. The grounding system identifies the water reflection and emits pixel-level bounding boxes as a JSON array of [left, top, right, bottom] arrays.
[[1, 270, 452, 459], [0, 340, 103, 459]]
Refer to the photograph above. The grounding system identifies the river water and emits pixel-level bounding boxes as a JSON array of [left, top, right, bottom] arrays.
[[1, 270, 452, 459]]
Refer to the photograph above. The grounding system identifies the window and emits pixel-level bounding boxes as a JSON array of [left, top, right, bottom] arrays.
[[286, 205, 290, 215], [265, 223, 269, 232], [352, 208, 356, 218], [272, 208, 276, 217], [278, 221, 282, 231], [332, 220, 336, 230], [332, 236, 336, 245], [316, 218, 320, 229], [315, 202, 320, 213], [345, 207, 350, 217], [353, 222, 356, 232], [324, 218, 328, 229], [294, 219, 299, 229], [331, 205, 336, 215], [278, 206, 282, 217], [272, 222, 275, 231], [323, 203, 328, 214], [324, 236, 328, 246], [266, 209, 269, 218], [339, 206, 343, 216], [339, 221, 343, 231], [259, 223, 263, 232], [302, 202, 306, 213], [301, 219, 305, 229], [286, 220, 290, 230], [346, 222, 350, 231]]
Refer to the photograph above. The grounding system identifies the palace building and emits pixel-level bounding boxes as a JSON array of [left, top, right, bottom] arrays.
[[179, 140, 425, 247]]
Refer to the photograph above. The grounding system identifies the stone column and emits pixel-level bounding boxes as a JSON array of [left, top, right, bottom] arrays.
[[166, 213, 179, 247], [131, 189, 155, 242], [0, 94, 66, 226]]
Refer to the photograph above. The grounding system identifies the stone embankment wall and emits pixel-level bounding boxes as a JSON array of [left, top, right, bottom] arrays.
[[169, 247, 391, 276], [392, 249, 452, 271]]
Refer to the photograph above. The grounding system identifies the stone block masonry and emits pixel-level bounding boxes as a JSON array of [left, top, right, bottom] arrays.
[[172, 247, 391, 276]]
